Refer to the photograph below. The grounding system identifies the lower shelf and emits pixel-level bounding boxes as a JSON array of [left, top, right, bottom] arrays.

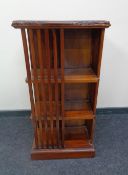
[[31, 125, 95, 160], [64, 126, 91, 148]]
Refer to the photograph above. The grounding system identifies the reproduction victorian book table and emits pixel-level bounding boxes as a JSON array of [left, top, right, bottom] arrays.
[[12, 20, 110, 160]]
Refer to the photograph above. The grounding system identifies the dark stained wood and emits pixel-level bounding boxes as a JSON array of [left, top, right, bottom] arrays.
[[21, 29, 39, 147], [31, 126, 95, 160], [44, 29, 54, 148], [12, 20, 110, 29], [52, 30, 60, 147], [36, 29, 47, 148], [60, 29, 65, 147], [97, 29, 105, 77], [27, 29, 43, 148], [21, 29, 35, 119], [26, 67, 99, 83], [31, 146, 95, 160], [12, 20, 110, 160]]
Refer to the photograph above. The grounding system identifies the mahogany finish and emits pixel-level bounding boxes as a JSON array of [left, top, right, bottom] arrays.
[[12, 20, 110, 160]]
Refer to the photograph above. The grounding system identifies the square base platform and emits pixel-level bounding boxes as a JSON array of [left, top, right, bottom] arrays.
[[31, 144, 95, 160], [31, 125, 95, 160]]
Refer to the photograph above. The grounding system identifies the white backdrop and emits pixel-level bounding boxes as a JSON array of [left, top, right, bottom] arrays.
[[0, 0, 128, 110]]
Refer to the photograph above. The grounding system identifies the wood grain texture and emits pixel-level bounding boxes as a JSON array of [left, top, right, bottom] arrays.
[[36, 29, 47, 148], [44, 29, 54, 148], [12, 20, 110, 29], [52, 30, 60, 147], [28, 29, 43, 148], [60, 29, 65, 147], [26, 67, 99, 83], [31, 146, 95, 160]]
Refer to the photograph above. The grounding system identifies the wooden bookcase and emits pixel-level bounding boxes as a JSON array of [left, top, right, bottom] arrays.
[[12, 20, 110, 160]]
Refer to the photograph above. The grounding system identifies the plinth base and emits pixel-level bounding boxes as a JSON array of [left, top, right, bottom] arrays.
[[31, 143, 95, 160]]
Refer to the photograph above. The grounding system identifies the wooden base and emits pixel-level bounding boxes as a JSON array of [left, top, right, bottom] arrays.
[[31, 141, 95, 160], [31, 125, 95, 160], [31, 147, 95, 160]]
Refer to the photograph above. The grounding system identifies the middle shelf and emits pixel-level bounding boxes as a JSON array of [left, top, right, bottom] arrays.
[[26, 67, 99, 83], [33, 100, 94, 120]]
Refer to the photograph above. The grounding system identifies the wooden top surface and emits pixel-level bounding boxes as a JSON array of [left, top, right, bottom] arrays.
[[12, 20, 110, 29]]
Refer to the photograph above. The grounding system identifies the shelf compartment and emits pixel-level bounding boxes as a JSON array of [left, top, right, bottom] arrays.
[[31, 100, 94, 121], [26, 67, 99, 83], [31, 138, 95, 160], [35, 125, 92, 149], [64, 67, 98, 83], [64, 126, 91, 148], [65, 100, 94, 120]]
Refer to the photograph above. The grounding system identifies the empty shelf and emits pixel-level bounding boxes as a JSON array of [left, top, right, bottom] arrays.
[[26, 67, 99, 83], [64, 126, 91, 148]]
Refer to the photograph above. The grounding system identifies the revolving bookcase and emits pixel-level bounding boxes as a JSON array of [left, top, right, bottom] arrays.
[[12, 20, 110, 160]]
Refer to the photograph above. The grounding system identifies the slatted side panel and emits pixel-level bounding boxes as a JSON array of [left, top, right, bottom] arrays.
[[21, 29, 39, 148], [22, 28, 64, 149], [36, 29, 48, 148], [27, 29, 43, 148]]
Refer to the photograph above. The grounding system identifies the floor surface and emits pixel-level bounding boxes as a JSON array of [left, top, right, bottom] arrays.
[[0, 114, 128, 175]]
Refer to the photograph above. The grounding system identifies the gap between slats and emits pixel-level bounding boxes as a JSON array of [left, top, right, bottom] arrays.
[[21, 29, 39, 148]]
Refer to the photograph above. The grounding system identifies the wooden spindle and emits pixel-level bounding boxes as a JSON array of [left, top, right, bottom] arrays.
[[60, 29, 65, 147], [44, 29, 54, 148], [52, 30, 60, 147], [36, 29, 48, 148]]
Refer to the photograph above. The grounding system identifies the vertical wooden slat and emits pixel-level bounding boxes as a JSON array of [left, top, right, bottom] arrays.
[[44, 29, 54, 148], [36, 29, 48, 148], [21, 29, 39, 147], [93, 29, 105, 114], [60, 29, 65, 147], [27, 29, 42, 148], [97, 29, 105, 77], [21, 29, 35, 118], [52, 30, 60, 147], [90, 118, 95, 144]]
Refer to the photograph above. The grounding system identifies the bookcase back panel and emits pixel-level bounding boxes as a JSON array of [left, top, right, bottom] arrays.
[[65, 84, 90, 101], [64, 29, 92, 68], [91, 29, 101, 75]]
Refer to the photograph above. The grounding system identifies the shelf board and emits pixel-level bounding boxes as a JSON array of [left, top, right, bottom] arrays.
[[65, 110, 94, 120], [64, 68, 98, 83], [30, 100, 94, 120], [26, 67, 99, 83], [35, 111, 94, 121]]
